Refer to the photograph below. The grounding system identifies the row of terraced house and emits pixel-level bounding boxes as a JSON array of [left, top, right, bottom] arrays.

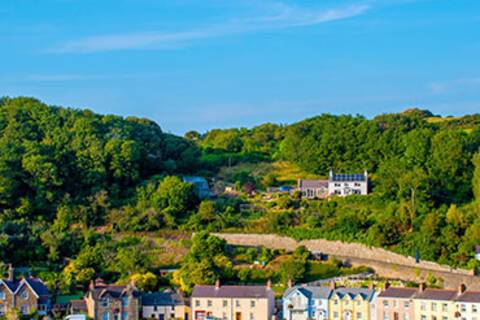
[[283, 281, 480, 320], [4, 265, 480, 320]]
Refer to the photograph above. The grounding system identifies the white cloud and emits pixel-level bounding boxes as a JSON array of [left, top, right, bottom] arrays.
[[50, 2, 370, 53]]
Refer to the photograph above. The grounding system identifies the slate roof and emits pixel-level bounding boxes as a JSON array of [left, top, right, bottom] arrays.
[[456, 291, 480, 303], [142, 291, 185, 306], [378, 287, 417, 299], [298, 180, 328, 189], [283, 286, 332, 300], [330, 173, 366, 182], [192, 285, 271, 299], [414, 289, 458, 301], [1, 277, 49, 298], [332, 287, 375, 301], [91, 284, 140, 299]]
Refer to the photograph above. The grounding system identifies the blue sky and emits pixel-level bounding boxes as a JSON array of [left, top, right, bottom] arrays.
[[1, 0, 479, 134]]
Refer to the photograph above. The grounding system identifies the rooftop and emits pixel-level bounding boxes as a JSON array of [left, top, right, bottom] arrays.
[[378, 287, 417, 299], [414, 288, 458, 301], [192, 285, 272, 299]]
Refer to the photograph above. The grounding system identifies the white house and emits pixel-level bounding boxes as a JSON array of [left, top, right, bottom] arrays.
[[328, 170, 368, 196], [141, 290, 188, 320], [282, 286, 331, 320]]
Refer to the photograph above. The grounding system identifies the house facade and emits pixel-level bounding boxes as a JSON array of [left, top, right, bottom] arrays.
[[328, 286, 376, 320], [297, 180, 329, 199], [413, 285, 458, 320], [282, 286, 331, 320], [142, 290, 189, 320], [0, 266, 51, 316], [376, 286, 416, 320], [328, 171, 368, 197], [455, 289, 480, 320], [84, 279, 141, 320], [191, 281, 275, 320]]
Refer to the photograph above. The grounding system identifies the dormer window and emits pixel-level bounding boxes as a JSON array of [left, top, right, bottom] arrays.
[[101, 298, 109, 307], [21, 290, 28, 300]]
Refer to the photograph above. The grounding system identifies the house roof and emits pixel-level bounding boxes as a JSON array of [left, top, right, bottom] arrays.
[[378, 287, 417, 299], [414, 289, 458, 301], [456, 291, 480, 303], [183, 176, 208, 184], [298, 180, 328, 189], [332, 287, 375, 301], [192, 285, 271, 299], [330, 173, 366, 182], [0, 277, 49, 297], [91, 284, 139, 299], [142, 291, 184, 306], [283, 286, 332, 300]]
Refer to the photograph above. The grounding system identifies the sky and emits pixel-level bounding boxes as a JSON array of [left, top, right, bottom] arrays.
[[1, 0, 480, 134]]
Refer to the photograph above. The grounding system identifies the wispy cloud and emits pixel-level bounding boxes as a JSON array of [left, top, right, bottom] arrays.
[[50, 2, 370, 53], [429, 77, 480, 95]]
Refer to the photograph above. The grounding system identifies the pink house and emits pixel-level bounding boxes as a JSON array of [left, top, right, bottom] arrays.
[[376, 285, 417, 320]]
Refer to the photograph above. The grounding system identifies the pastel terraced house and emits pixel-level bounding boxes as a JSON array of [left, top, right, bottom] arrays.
[[413, 284, 459, 320], [282, 285, 331, 320], [454, 288, 480, 320], [376, 286, 416, 320], [328, 285, 376, 320], [191, 281, 275, 320]]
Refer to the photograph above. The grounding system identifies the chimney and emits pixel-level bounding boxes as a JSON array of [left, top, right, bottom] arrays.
[[330, 281, 336, 290], [7, 264, 14, 282], [89, 279, 95, 290], [458, 284, 467, 295], [329, 169, 334, 180], [384, 282, 390, 290], [287, 279, 293, 289], [419, 282, 426, 292], [215, 279, 220, 290], [266, 279, 272, 290]]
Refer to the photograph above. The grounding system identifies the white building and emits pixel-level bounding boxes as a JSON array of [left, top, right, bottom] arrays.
[[282, 286, 331, 320], [328, 170, 368, 196], [454, 286, 480, 320]]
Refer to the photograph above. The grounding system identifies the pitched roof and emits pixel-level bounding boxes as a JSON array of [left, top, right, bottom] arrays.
[[332, 287, 375, 301], [283, 286, 332, 300], [90, 284, 140, 299], [330, 173, 366, 182], [456, 291, 480, 303], [142, 291, 185, 306], [192, 285, 271, 299], [378, 287, 417, 299], [298, 180, 328, 189], [1, 277, 49, 297], [414, 289, 458, 301]]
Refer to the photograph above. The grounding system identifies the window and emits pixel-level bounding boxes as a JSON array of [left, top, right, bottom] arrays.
[[421, 303, 426, 311], [383, 312, 389, 320], [236, 300, 240, 307], [334, 299, 338, 305], [101, 298, 109, 308], [103, 312, 110, 320], [250, 300, 255, 308], [461, 304, 466, 312], [404, 314, 409, 320], [153, 306, 158, 311], [195, 300, 200, 307], [207, 300, 212, 307], [222, 313, 227, 320], [404, 302, 410, 308], [249, 312, 254, 320], [420, 316, 426, 320], [442, 317, 447, 320], [473, 305, 478, 313], [431, 303, 437, 311], [333, 312, 339, 318], [122, 297, 129, 307], [223, 300, 228, 307], [357, 312, 362, 319], [0, 305, 5, 316], [0, 291, 5, 300], [20, 290, 28, 300], [20, 305, 29, 315], [122, 312, 128, 320], [113, 313, 119, 320], [442, 304, 448, 312], [383, 301, 389, 308]]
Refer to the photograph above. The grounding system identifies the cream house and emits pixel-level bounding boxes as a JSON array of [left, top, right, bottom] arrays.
[[455, 289, 480, 320], [412, 284, 458, 320], [191, 281, 275, 320], [328, 284, 376, 320]]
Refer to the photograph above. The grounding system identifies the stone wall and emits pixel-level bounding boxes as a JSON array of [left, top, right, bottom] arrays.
[[213, 233, 480, 289]]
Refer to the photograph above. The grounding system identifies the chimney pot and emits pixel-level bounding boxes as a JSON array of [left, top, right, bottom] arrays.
[[7, 264, 14, 282], [266, 279, 272, 290], [215, 279, 220, 289], [287, 279, 293, 289], [330, 281, 336, 290], [384, 282, 390, 290], [419, 282, 426, 292], [458, 283, 467, 294]]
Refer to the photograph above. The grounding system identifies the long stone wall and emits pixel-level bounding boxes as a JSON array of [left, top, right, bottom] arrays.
[[214, 233, 479, 288]]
